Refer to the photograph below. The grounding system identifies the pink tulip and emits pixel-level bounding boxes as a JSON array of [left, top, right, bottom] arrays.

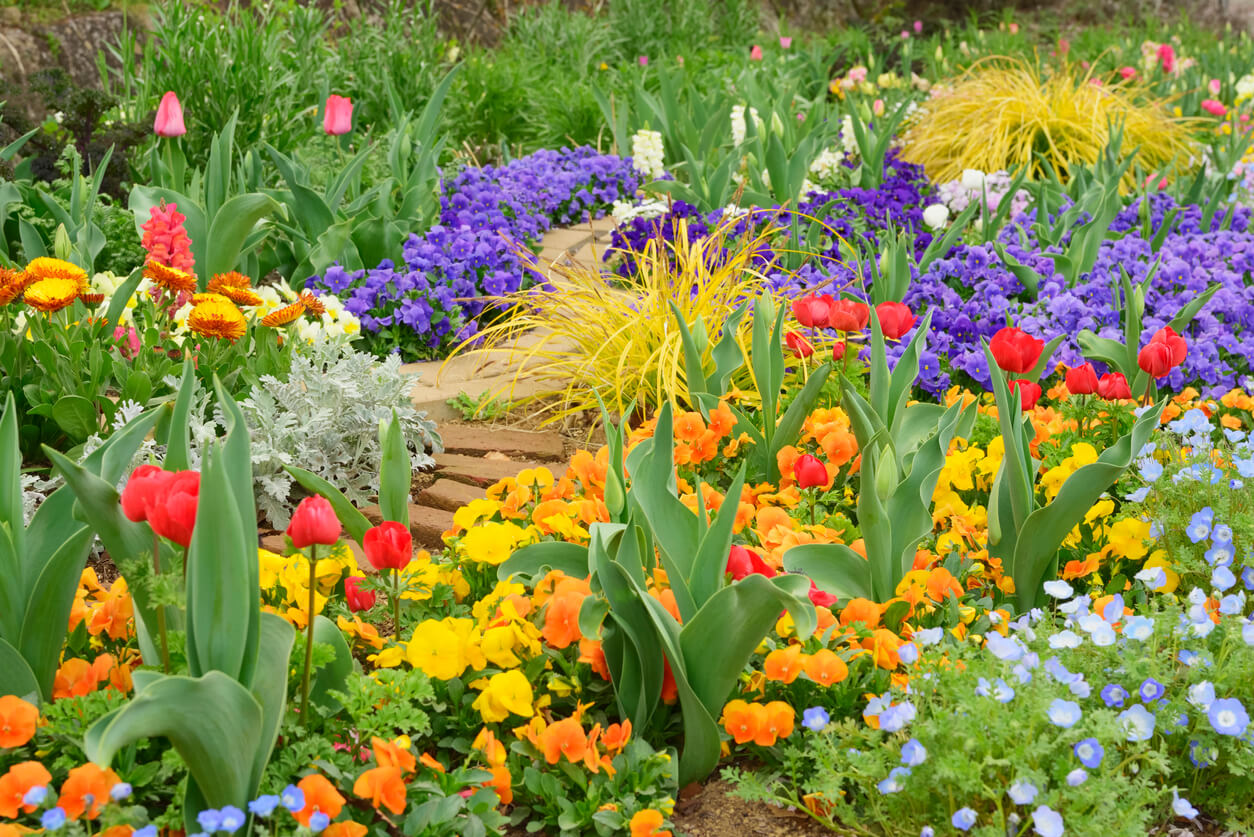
[[873, 98, 885, 116], [750, 44, 763, 60], [154, 92, 186, 138], [1008, 22, 1019, 34], [901, 30, 910, 39], [323, 95, 353, 136], [1210, 78, 1222, 95], [1058, 38, 1070, 56], [1202, 99, 1228, 117], [638, 55, 649, 66], [779, 36, 792, 49], [913, 20, 922, 33]]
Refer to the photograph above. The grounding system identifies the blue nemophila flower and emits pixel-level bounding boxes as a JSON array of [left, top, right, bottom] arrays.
[[1190, 739, 1218, 768], [1244, 620, 1254, 646], [219, 806, 246, 834], [309, 811, 331, 833], [1123, 615, 1154, 640], [952, 807, 977, 831], [1048, 630, 1082, 649], [879, 701, 916, 732], [250, 795, 281, 817], [802, 707, 830, 731], [1186, 509, 1213, 543], [1188, 681, 1216, 711], [976, 676, 1016, 703], [1066, 768, 1088, 786], [920, 829, 934, 837], [1220, 593, 1246, 615], [1074, 737, 1104, 768], [914, 627, 944, 646], [877, 766, 911, 794], [41, 808, 67, 831], [1213, 565, 1237, 591], [198, 808, 224, 833], [1241, 565, 1254, 590], [1208, 697, 1250, 737], [1118, 704, 1156, 741], [1212, 523, 1234, 545], [1043, 580, 1073, 599], [280, 785, 305, 813], [1137, 458, 1164, 482], [897, 642, 919, 665], [985, 632, 1026, 661], [1135, 566, 1167, 589], [134, 827, 158, 837], [1007, 780, 1038, 805], [1172, 791, 1199, 820], [109, 782, 132, 801], [1102, 594, 1124, 623], [1124, 486, 1151, 503], [1101, 683, 1129, 708], [1032, 805, 1064, 837], [1058, 594, 1091, 616], [22, 785, 47, 806], [1047, 699, 1082, 728], [901, 738, 927, 766], [1012, 663, 1033, 684], [1206, 541, 1236, 566], [1139, 678, 1165, 703]]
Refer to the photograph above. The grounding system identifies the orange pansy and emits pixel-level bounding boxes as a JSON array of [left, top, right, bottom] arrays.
[[58, 763, 120, 820], [292, 774, 345, 827], [353, 766, 407, 814], [0, 696, 38, 749]]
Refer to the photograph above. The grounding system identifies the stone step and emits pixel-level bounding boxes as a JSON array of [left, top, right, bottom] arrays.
[[416, 478, 486, 512], [431, 452, 541, 487], [437, 424, 565, 461]]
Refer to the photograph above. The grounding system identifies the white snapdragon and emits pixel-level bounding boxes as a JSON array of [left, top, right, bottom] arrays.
[[629, 128, 666, 182]]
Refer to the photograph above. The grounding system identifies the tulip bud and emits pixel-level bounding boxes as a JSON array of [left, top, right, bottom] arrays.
[[323, 95, 353, 136], [345, 576, 376, 612], [154, 91, 187, 138], [794, 454, 828, 489], [363, 521, 413, 571], [54, 224, 72, 261], [287, 495, 341, 548], [873, 445, 897, 502]]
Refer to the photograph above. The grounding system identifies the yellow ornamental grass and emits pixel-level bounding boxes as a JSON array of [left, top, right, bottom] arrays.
[[900, 57, 1198, 185], [445, 215, 784, 426]]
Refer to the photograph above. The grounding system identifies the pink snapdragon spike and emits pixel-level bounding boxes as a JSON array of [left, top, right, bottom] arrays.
[[750, 44, 763, 60], [779, 36, 792, 49], [1158, 43, 1176, 73], [141, 202, 195, 273], [154, 92, 186, 137], [323, 95, 353, 135]]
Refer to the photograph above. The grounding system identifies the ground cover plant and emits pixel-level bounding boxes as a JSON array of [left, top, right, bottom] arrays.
[[7, 1, 1254, 835]]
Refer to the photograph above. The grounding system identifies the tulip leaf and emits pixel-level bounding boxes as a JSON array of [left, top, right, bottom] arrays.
[[205, 194, 282, 279], [161, 359, 197, 471], [103, 267, 145, 335], [308, 614, 352, 713], [0, 637, 40, 701], [499, 542, 590, 582], [378, 411, 411, 528], [782, 543, 873, 601], [250, 612, 295, 794]]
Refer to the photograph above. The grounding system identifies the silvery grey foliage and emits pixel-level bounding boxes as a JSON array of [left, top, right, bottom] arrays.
[[223, 343, 441, 528]]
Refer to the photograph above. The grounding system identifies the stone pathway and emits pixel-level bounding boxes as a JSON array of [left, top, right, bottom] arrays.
[[404, 216, 618, 421]]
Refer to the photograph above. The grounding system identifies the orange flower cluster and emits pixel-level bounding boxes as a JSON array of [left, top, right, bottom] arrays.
[[720, 700, 795, 746], [53, 652, 133, 698], [353, 737, 415, 815], [629, 808, 673, 837], [762, 644, 850, 686], [515, 712, 631, 776], [69, 568, 134, 640], [536, 571, 591, 649]]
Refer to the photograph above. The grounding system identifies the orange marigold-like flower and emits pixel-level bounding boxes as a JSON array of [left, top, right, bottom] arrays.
[[25, 257, 87, 290], [260, 301, 305, 327], [300, 290, 326, 317], [79, 292, 106, 306], [0, 761, 53, 818], [0, 268, 25, 306], [292, 774, 345, 827], [144, 260, 196, 294], [58, 762, 121, 820], [188, 296, 247, 341], [0, 696, 38, 749], [23, 277, 81, 313], [208, 272, 264, 306]]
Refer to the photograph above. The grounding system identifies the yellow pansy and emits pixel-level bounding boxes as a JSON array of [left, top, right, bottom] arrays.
[[406, 617, 483, 680], [369, 645, 406, 668], [459, 521, 530, 565], [454, 498, 500, 531], [471, 670, 535, 723], [1104, 517, 1151, 562]]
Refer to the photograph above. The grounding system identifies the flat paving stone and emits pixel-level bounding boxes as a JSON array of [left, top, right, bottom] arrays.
[[432, 452, 542, 486], [416, 479, 485, 512], [438, 424, 565, 460]]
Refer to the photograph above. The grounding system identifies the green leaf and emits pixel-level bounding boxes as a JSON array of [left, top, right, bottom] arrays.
[[162, 359, 197, 471], [51, 395, 99, 442], [0, 637, 40, 700], [103, 267, 145, 334], [378, 411, 410, 528], [85, 672, 264, 815], [498, 542, 590, 582], [308, 614, 350, 712], [205, 194, 282, 278]]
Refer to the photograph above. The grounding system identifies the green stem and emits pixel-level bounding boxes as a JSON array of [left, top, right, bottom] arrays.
[[392, 567, 402, 638], [300, 543, 318, 727], [153, 530, 171, 674]]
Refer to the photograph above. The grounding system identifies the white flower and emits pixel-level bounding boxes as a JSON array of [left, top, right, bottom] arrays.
[[961, 168, 987, 191], [629, 129, 666, 182], [1043, 580, 1074, 599], [922, 204, 950, 229]]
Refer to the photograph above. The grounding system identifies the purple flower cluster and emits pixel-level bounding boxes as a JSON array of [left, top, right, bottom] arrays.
[[307, 146, 637, 360]]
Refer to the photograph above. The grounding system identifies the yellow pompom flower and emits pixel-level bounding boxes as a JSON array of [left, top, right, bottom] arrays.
[[187, 295, 247, 341], [23, 277, 80, 313], [471, 670, 535, 723]]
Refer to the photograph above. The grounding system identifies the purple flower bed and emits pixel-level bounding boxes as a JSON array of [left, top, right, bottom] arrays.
[[306, 146, 638, 360]]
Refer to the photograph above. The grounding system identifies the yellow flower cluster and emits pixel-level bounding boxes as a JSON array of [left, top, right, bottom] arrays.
[[259, 545, 360, 627]]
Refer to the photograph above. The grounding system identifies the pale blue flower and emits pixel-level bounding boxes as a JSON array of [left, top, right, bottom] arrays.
[[1043, 581, 1073, 599], [219, 806, 246, 834], [1032, 805, 1064, 837], [1074, 737, 1104, 768], [901, 738, 927, 766], [309, 812, 330, 833], [1139, 678, 1165, 703], [1212, 524, 1234, 544], [952, 807, 977, 831], [877, 766, 911, 794], [41, 809, 67, 831], [1066, 768, 1088, 786], [914, 627, 944, 646], [1049, 630, 1082, 649], [110, 782, 132, 801], [198, 809, 224, 833], [22, 786, 47, 807], [1134, 567, 1167, 588], [1100, 683, 1129, 708], [1213, 565, 1237, 591], [280, 785, 305, 813], [249, 795, 281, 817], [1118, 704, 1156, 741], [897, 642, 919, 665], [985, 632, 1026, 661], [1123, 615, 1154, 641], [1047, 699, 1082, 728], [1208, 698, 1250, 737], [1008, 780, 1038, 805], [134, 827, 158, 837], [1172, 792, 1199, 820], [1188, 681, 1216, 711]]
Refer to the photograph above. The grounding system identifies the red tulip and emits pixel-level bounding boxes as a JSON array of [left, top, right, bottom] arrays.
[[1149, 326, 1187, 366], [791, 295, 831, 328], [121, 465, 168, 522], [288, 495, 341, 548], [147, 471, 200, 548], [1065, 363, 1099, 396], [154, 92, 186, 137], [726, 545, 776, 581], [1137, 342, 1175, 378], [808, 579, 837, 608], [363, 521, 413, 571], [832, 341, 847, 361], [828, 299, 870, 333], [785, 331, 814, 358], [875, 301, 915, 340], [344, 576, 376, 612], [324, 95, 353, 136], [793, 453, 828, 489], [988, 326, 1045, 374], [1097, 372, 1133, 400], [1008, 379, 1042, 411]]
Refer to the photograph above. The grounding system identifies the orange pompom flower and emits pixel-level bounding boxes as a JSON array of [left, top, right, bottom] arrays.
[[58, 763, 121, 820], [0, 761, 53, 818], [299, 290, 327, 317], [0, 696, 39, 749], [23, 277, 81, 313], [292, 773, 345, 827], [261, 301, 306, 327], [353, 766, 407, 814], [0, 268, 25, 306], [25, 257, 87, 288], [188, 295, 247, 341]]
